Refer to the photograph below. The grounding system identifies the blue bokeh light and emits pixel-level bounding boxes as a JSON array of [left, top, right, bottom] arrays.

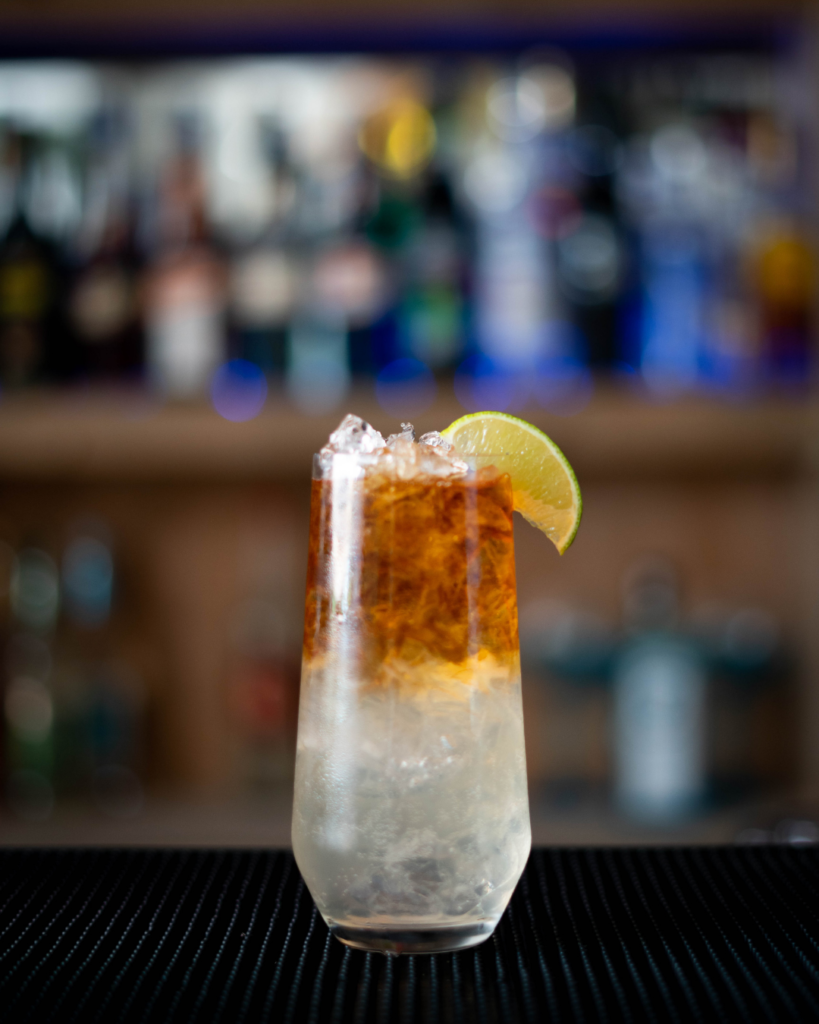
[[376, 357, 437, 418], [211, 359, 268, 422], [454, 354, 530, 413], [534, 358, 593, 416]]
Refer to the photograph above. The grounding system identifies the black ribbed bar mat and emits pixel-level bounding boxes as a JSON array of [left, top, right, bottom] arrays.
[[2, 847, 819, 1023]]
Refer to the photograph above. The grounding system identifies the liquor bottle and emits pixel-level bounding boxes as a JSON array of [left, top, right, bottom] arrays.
[[48, 525, 114, 802], [0, 131, 65, 388], [57, 521, 144, 813], [613, 557, 707, 822], [464, 74, 565, 409], [286, 312, 350, 414], [399, 170, 466, 372], [62, 528, 114, 630], [558, 121, 624, 370], [0, 537, 13, 807], [228, 549, 301, 791], [69, 110, 143, 382], [285, 150, 386, 408], [228, 118, 298, 375], [753, 216, 814, 387], [86, 662, 145, 817], [639, 224, 707, 393], [4, 547, 60, 819], [142, 112, 227, 397], [362, 167, 421, 378], [229, 607, 300, 790]]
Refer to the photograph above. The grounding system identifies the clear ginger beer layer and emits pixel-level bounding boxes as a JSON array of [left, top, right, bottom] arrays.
[[292, 449, 531, 954]]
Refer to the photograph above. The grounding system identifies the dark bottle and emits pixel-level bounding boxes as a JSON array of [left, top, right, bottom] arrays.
[[69, 110, 143, 383], [0, 130, 65, 389], [399, 170, 467, 372], [228, 118, 298, 375], [559, 110, 626, 371]]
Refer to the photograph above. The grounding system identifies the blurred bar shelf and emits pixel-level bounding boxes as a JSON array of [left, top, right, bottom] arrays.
[[0, 385, 814, 482]]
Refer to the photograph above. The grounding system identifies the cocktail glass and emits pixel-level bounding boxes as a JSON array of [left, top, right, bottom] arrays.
[[292, 436, 530, 954]]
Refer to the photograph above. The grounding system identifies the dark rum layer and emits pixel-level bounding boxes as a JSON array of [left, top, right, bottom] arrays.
[[303, 467, 519, 679]]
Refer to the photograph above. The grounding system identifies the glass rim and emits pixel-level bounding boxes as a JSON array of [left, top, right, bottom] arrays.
[[312, 450, 515, 460], [311, 450, 516, 480]]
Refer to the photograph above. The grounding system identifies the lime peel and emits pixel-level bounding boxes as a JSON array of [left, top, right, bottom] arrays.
[[441, 411, 582, 554]]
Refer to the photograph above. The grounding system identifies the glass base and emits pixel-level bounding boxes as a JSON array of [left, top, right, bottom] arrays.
[[329, 919, 497, 955]]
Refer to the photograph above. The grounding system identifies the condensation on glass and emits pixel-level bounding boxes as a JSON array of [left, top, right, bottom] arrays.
[[292, 449, 530, 954]]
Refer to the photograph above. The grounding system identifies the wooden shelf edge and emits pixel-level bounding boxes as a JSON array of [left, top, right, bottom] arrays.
[[0, 387, 813, 483]]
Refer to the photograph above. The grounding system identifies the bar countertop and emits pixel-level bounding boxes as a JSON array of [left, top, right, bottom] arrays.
[[1, 845, 818, 1022]]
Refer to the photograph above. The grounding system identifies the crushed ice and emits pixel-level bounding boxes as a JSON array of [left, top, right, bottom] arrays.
[[386, 422, 415, 446], [419, 430, 452, 451], [323, 413, 386, 454], [321, 415, 465, 476]]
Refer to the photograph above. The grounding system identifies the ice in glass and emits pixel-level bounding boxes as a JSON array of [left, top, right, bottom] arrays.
[[292, 415, 531, 954]]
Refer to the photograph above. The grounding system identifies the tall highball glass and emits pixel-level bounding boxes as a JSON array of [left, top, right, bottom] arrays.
[[292, 446, 531, 954]]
